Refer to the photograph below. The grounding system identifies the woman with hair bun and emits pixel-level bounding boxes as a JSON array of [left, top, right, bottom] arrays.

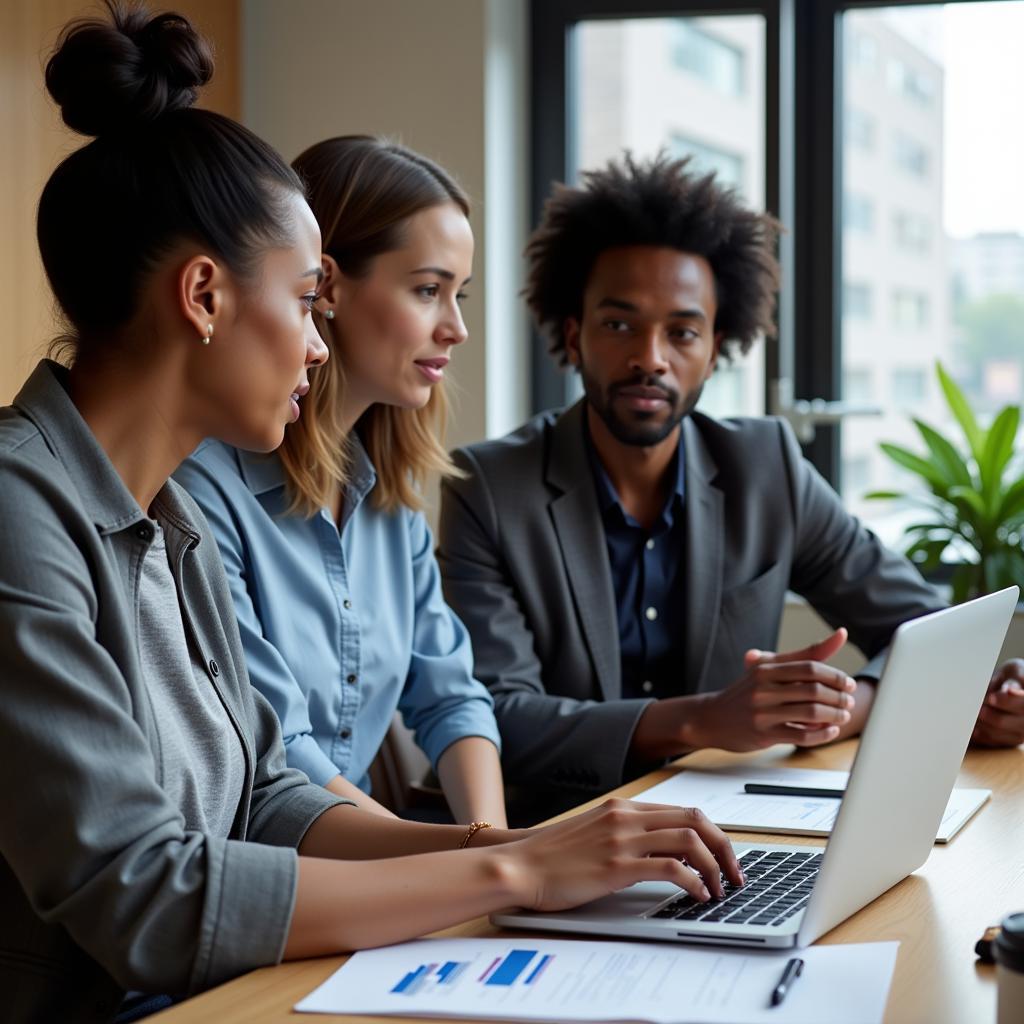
[[0, 5, 741, 1022], [177, 137, 507, 827]]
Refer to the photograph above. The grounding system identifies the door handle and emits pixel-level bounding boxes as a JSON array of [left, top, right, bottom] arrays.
[[769, 377, 882, 444]]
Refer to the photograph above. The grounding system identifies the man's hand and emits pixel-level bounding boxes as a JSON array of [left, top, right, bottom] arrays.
[[631, 629, 858, 760], [972, 659, 1024, 748], [685, 628, 857, 752]]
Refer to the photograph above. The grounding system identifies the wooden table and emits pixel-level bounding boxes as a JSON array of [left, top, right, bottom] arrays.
[[155, 741, 1024, 1023]]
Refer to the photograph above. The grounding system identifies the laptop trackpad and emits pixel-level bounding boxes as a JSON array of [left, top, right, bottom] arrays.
[[550, 881, 681, 921]]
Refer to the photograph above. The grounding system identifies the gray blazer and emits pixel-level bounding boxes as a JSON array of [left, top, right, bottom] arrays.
[[438, 401, 944, 809], [0, 363, 345, 1023]]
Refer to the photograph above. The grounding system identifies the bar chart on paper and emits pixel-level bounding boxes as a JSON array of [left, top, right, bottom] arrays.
[[391, 950, 554, 996], [296, 936, 900, 1023]]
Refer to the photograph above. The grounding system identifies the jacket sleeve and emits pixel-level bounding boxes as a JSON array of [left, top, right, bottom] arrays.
[[438, 447, 651, 794], [174, 454, 343, 787], [395, 509, 502, 769], [779, 418, 947, 677], [0, 453, 330, 997]]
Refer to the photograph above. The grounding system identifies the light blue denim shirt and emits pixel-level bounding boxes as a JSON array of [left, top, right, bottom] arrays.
[[174, 438, 500, 793]]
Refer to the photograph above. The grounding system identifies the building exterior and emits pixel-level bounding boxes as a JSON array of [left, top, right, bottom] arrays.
[[840, 11, 948, 530]]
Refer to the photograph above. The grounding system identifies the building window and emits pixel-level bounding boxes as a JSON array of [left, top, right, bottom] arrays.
[[843, 454, 873, 497], [891, 290, 929, 329], [846, 108, 876, 151], [887, 58, 935, 106], [892, 367, 929, 405], [893, 132, 930, 178], [848, 29, 879, 73], [844, 367, 874, 403], [670, 21, 745, 97], [670, 135, 744, 191], [843, 282, 873, 319], [844, 192, 875, 233], [892, 211, 932, 254]]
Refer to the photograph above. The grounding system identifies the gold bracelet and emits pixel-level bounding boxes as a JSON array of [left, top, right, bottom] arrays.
[[459, 820, 493, 849]]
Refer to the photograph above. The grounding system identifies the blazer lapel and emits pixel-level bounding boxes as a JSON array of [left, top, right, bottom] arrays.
[[681, 417, 724, 693], [547, 402, 621, 701]]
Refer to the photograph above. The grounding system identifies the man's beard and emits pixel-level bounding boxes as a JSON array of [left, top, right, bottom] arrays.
[[580, 362, 705, 447]]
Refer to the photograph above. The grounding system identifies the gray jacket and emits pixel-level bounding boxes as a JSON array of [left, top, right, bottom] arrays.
[[438, 401, 945, 811], [0, 362, 345, 1022]]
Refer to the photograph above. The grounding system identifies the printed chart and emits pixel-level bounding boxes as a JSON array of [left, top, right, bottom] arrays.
[[391, 950, 554, 996]]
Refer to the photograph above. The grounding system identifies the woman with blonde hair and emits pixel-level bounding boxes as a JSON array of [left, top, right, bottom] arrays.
[[176, 136, 506, 823]]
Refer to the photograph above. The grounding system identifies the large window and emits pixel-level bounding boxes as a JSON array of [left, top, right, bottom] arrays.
[[839, 2, 1024, 545]]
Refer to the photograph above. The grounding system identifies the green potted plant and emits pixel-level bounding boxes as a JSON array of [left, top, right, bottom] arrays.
[[866, 362, 1024, 603]]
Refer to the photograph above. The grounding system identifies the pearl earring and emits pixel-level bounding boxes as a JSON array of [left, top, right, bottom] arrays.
[[324, 309, 335, 320], [202, 324, 213, 345]]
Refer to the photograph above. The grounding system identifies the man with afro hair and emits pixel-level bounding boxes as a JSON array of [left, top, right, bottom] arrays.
[[437, 153, 1017, 823]]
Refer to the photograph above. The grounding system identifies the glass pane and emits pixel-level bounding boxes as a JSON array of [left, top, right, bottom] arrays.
[[574, 14, 767, 418], [839, 2, 1024, 553]]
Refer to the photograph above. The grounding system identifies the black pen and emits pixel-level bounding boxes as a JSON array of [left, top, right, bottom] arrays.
[[745, 782, 845, 799], [770, 957, 804, 1007]]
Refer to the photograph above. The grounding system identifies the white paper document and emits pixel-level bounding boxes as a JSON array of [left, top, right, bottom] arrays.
[[295, 936, 898, 1024], [635, 766, 989, 843]]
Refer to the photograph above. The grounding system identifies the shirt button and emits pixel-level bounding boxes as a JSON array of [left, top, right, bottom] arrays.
[[645, 606, 658, 621], [645, 538, 655, 551], [641, 680, 654, 694], [340, 727, 352, 740], [346, 673, 358, 684], [343, 599, 352, 610], [135, 523, 153, 542], [208, 659, 220, 677]]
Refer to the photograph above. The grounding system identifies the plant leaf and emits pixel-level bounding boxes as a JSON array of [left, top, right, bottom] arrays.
[[913, 418, 973, 489], [902, 522, 953, 536], [879, 443, 948, 492], [863, 490, 905, 501], [948, 485, 989, 524], [980, 405, 1021, 500], [904, 536, 949, 573], [937, 362, 984, 463], [997, 477, 1024, 524], [950, 562, 980, 604]]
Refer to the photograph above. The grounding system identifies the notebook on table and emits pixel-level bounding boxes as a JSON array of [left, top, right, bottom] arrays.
[[634, 764, 990, 843]]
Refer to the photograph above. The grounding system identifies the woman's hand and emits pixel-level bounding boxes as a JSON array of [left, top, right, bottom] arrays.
[[500, 797, 744, 913]]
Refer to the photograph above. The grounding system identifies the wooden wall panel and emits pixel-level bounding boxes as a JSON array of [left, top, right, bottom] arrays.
[[0, 0, 240, 403]]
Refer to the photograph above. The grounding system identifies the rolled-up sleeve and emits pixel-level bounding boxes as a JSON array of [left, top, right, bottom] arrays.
[[397, 510, 501, 769]]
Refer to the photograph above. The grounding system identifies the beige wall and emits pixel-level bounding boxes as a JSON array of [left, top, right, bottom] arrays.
[[0, 0, 241, 404], [242, 0, 530, 461]]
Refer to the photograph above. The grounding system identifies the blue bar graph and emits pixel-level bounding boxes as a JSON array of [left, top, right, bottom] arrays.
[[391, 951, 546, 996], [485, 950, 537, 987], [391, 960, 470, 995], [525, 954, 553, 985], [392, 964, 429, 994], [437, 961, 468, 984]]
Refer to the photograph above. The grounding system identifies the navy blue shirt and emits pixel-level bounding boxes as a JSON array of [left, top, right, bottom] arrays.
[[584, 418, 687, 701]]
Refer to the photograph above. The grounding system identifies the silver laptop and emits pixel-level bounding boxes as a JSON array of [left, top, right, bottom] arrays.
[[493, 586, 1018, 949]]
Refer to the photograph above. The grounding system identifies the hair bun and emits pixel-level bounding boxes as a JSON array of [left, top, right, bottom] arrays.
[[45, 2, 214, 138]]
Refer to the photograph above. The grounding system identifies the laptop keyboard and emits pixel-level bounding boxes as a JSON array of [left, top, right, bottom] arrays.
[[649, 849, 823, 927]]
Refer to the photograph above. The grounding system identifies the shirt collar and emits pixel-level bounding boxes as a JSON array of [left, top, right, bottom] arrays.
[[582, 407, 686, 525], [235, 447, 288, 497], [13, 360, 203, 542], [235, 433, 377, 507]]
